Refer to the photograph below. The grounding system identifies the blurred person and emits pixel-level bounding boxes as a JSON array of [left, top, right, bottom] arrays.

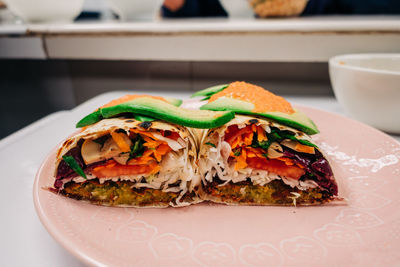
[[162, 0, 400, 17], [162, 0, 227, 17], [303, 0, 400, 15]]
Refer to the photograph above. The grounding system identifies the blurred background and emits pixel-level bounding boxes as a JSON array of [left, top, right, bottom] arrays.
[[1, 0, 400, 138]]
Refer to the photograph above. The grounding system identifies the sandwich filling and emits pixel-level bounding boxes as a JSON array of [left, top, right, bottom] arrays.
[[54, 118, 199, 206], [199, 115, 337, 205]]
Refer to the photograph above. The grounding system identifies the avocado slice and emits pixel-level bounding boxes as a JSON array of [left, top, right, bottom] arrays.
[[77, 97, 235, 129], [76, 96, 181, 127], [164, 97, 182, 107], [132, 114, 155, 122], [200, 97, 319, 135], [191, 84, 229, 100]]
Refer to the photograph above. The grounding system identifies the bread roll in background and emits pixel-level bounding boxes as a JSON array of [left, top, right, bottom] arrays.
[[251, 0, 308, 17]]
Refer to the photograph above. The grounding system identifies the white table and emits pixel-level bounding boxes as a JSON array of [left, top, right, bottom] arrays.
[[0, 92, 399, 267]]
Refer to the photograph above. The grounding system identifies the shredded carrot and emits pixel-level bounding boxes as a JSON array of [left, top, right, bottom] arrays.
[[156, 143, 171, 155], [247, 150, 256, 158], [209, 81, 295, 114], [130, 129, 157, 139], [243, 132, 254, 146], [247, 147, 264, 158], [149, 163, 161, 175], [235, 149, 248, 170], [231, 138, 241, 149], [227, 125, 256, 150], [153, 144, 171, 162], [142, 150, 154, 157], [295, 143, 315, 154], [225, 124, 309, 172], [130, 129, 172, 163], [257, 127, 267, 142], [110, 132, 130, 152], [142, 136, 161, 149]]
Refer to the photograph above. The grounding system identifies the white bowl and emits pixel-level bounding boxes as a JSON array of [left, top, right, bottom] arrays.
[[3, 0, 84, 22], [107, 0, 162, 21], [219, 0, 254, 18], [329, 54, 400, 134]]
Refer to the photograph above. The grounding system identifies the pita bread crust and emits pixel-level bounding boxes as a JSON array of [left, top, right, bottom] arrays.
[[200, 193, 343, 206], [56, 188, 204, 208]]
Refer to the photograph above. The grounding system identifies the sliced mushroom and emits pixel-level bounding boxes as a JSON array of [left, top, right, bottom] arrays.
[[81, 139, 105, 164], [261, 124, 271, 133], [113, 154, 130, 165], [281, 139, 315, 154], [267, 142, 283, 159], [101, 138, 122, 159], [280, 139, 297, 150]]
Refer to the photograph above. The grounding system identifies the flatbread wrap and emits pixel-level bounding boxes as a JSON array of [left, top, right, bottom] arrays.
[[194, 82, 340, 205], [51, 95, 234, 207]]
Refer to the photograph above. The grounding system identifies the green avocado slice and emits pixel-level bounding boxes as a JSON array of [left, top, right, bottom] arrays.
[[191, 84, 229, 100], [200, 97, 319, 135], [133, 114, 155, 122], [77, 109, 102, 127], [164, 97, 183, 107], [76, 96, 181, 127], [77, 97, 235, 129]]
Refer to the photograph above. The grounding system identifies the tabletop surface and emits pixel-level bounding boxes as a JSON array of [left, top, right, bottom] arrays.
[[0, 91, 399, 267], [2, 16, 400, 35], [1, 16, 400, 61]]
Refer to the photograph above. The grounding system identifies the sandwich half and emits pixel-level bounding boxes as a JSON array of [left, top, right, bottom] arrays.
[[52, 95, 234, 207], [195, 82, 339, 205]]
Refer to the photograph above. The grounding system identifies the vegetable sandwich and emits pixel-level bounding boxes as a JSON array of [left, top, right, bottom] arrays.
[[51, 83, 340, 207]]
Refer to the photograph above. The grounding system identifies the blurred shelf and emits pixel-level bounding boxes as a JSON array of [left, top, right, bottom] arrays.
[[1, 16, 400, 61], [0, 24, 26, 35], [0, 36, 45, 59]]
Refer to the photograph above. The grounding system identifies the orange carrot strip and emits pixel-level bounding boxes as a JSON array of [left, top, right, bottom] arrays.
[[110, 132, 131, 152], [235, 149, 247, 170], [257, 127, 267, 142], [295, 143, 315, 154]]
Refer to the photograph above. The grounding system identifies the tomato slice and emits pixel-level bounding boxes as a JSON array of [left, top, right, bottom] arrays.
[[92, 161, 157, 178], [247, 157, 305, 180]]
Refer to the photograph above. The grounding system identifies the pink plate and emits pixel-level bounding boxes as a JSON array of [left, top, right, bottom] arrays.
[[33, 106, 400, 267]]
